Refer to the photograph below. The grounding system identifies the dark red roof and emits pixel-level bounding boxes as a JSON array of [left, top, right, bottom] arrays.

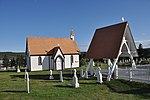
[[86, 22, 128, 59]]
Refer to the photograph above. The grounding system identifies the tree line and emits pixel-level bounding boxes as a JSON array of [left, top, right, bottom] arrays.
[[138, 43, 150, 58], [79, 43, 150, 67], [2, 55, 26, 68]]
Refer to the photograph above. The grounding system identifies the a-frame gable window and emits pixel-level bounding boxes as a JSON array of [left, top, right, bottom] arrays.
[[38, 56, 42, 65]]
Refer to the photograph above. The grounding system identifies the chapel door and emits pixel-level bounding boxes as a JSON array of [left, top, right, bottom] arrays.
[[56, 57, 63, 70]]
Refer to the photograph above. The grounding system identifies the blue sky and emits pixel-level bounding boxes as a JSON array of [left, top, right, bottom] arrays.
[[0, 0, 150, 52]]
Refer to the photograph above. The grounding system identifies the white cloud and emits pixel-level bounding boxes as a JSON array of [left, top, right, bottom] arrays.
[[135, 40, 150, 48]]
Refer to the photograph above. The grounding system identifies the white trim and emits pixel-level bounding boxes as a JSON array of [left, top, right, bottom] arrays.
[[107, 36, 137, 81]]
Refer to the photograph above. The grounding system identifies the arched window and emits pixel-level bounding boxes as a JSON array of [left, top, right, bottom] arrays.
[[38, 56, 42, 65]]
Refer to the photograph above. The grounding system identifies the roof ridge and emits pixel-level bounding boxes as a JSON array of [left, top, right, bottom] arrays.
[[27, 37, 71, 39], [27, 36, 49, 38], [96, 21, 128, 30]]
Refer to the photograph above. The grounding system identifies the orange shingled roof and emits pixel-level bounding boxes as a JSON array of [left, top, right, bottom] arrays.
[[27, 37, 79, 55]]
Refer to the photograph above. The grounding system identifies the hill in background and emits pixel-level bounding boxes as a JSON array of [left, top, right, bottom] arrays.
[[0, 52, 25, 60]]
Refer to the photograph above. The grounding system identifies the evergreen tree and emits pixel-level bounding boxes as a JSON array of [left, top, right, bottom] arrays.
[[10, 58, 16, 67], [20, 55, 25, 67], [80, 58, 87, 67], [138, 43, 143, 50], [16, 55, 26, 68], [3, 55, 10, 67], [16, 55, 21, 67], [138, 43, 144, 58]]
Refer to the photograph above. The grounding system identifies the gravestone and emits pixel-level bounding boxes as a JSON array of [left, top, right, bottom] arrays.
[[85, 71, 88, 79], [49, 70, 54, 79], [96, 67, 103, 83], [60, 71, 63, 82], [17, 65, 21, 72], [72, 69, 79, 88]]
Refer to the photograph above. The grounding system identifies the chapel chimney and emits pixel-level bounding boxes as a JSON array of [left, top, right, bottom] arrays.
[[70, 30, 75, 40]]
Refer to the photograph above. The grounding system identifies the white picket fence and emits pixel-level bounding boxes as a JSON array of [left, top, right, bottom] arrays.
[[116, 66, 150, 83]]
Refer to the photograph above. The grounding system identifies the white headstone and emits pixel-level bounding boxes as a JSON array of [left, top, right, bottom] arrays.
[[114, 65, 118, 79], [85, 71, 88, 79], [3, 67, 6, 70], [49, 70, 54, 79], [17, 65, 21, 72], [72, 69, 79, 88], [108, 59, 112, 67], [93, 61, 95, 66], [60, 71, 63, 82], [96, 67, 103, 83], [132, 60, 136, 69]]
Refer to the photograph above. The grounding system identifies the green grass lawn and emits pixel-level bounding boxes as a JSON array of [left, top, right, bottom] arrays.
[[0, 68, 150, 100]]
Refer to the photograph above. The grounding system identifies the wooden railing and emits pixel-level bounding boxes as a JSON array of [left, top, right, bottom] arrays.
[[115, 66, 150, 83]]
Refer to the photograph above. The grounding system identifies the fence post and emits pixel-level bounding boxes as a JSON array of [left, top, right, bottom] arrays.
[[26, 72, 30, 93], [129, 68, 132, 81]]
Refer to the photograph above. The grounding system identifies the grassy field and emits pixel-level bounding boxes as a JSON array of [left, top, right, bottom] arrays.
[[0, 68, 150, 100]]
